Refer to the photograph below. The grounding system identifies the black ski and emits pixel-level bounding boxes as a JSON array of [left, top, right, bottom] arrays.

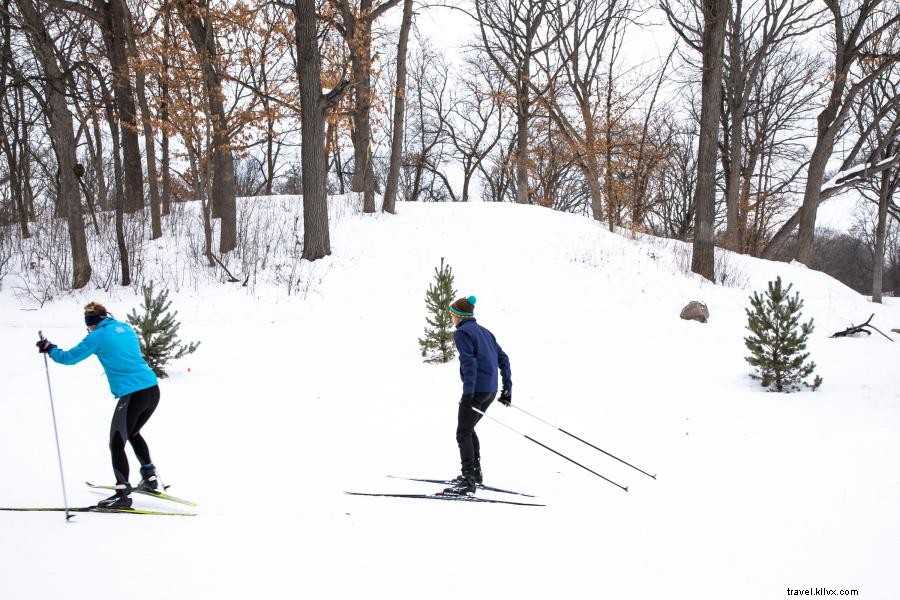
[[345, 491, 544, 507], [0, 506, 196, 516], [387, 475, 535, 498]]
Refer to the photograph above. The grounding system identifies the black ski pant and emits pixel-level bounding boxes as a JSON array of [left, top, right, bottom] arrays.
[[456, 391, 496, 475], [109, 385, 160, 485]]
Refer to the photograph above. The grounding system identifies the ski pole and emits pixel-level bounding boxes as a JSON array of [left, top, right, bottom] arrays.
[[508, 404, 656, 480], [471, 406, 628, 492], [39, 331, 72, 521]]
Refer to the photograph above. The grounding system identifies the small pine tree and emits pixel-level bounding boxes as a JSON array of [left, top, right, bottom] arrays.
[[127, 283, 200, 378], [419, 258, 457, 363], [744, 276, 822, 392]]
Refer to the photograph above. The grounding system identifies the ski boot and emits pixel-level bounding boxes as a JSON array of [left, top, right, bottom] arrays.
[[138, 464, 159, 492], [97, 484, 133, 509], [452, 461, 483, 485], [444, 472, 477, 496]]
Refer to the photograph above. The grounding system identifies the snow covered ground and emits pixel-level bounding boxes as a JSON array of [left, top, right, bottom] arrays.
[[1, 200, 898, 599]]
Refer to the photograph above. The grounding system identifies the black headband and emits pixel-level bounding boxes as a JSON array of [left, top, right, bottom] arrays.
[[85, 313, 106, 327]]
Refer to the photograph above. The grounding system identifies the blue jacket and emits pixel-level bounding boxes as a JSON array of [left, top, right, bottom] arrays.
[[49, 317, 158, 398], [454, 318, 512, 395]]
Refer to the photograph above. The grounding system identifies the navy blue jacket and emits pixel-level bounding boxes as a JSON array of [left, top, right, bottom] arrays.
[[454, 318, 511, 395]]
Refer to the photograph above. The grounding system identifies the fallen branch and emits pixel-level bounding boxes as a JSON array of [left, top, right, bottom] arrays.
[[210, 253, 240, 283], [830, 313, 894, 341]]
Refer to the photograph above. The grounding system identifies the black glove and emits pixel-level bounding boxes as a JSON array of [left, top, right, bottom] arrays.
[[498, 388, 512, 406], [460, 393, 475, 406], [36, 339, 56, 354]]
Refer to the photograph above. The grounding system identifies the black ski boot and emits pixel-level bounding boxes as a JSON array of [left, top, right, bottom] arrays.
[[452, 465, 483, 486], [97, 484, 133, 509], [473, 460, 483, 485], [444, 473, 477, 496], [138, 464, 159, 492]]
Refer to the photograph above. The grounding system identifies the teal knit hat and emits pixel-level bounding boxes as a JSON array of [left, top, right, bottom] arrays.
[[449, 295, 477, 317]]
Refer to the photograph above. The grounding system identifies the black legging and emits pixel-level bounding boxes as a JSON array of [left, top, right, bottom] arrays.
[[456, 391, 496, 474], [109, 385, 160, 485]]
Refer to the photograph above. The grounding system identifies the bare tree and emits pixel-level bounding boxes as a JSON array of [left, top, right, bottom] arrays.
[[292, 0, 350, 259], [328, 0, 401, 213], [718, 0, 824, 251], [0, 0, 32, 237], [15, 0, 91, 287], [529, 0, 638, 223], [474, 0, 566, 204], [382, 0, 413, 214], [647, 121, 697, 240], [852, 65, 900, 302], [175, 0, 238, 254], [663, 0, 730, 280], [446, 54, 513, 204], [46, 0, 146, 214], [123, 0, 162, 239], [403, 39, 453, 202], [771, 0, 899, 264]]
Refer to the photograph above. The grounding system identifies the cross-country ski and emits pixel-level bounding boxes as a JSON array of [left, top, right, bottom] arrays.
[[85, 482, 197, 507], [344, 491, 544, 507], [0, 506, 197, 517], [387, 475, 536, 498]]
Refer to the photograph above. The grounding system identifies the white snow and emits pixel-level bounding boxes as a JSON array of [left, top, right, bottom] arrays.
[[2, 200, 899, 599]]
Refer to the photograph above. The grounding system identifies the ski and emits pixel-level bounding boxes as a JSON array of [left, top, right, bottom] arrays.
[[345, 491, 544, 507], [387, 475, 535, 498], [86, 482, 197, 507], [0, 506, 196, 516]]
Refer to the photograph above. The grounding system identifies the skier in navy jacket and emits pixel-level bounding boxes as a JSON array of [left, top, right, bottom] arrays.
[[36, 302, 162, 509], [445, 295, 512, 495]]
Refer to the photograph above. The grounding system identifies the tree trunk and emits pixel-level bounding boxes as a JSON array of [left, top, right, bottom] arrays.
[[83, 64, 109, 212], [160, 14, 173, 215], [515, 69, 530, 204], [350, 50, 377, 212], [160, 121, 172, 215], [122, 4, 162, 238], [327, 121, 346, 195], [295, 0, 331, 260], [16, 83, 36, 220], [724, 105, 743, 251], [0, 1, 28, 237], [691, 0, 729, 282], [17, 0, 91, 288], [579, 98, 604, 222], [99, 0, 144, 213], [382, 0, 413, 215], [114, 164, 131, 286], [100, 77, 127, 215], [871, 167, 892, 303], [177, 0, 237, 254], [604, 64, 616, 231]]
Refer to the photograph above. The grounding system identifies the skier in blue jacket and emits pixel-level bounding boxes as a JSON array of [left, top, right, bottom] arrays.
[[445, 295, 512, 495], [36, 302, 161, 509]]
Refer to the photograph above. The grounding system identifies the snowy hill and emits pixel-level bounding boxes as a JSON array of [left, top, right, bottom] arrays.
[[2, 200, 899, 599]]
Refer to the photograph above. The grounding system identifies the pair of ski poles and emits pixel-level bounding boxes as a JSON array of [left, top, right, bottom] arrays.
[[471, 402, 656, 492]]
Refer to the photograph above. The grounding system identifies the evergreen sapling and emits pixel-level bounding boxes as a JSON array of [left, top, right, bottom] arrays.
[[744, 276, 822, 392], [127, 283, 200, 378], [419, 258, 457, 363]]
